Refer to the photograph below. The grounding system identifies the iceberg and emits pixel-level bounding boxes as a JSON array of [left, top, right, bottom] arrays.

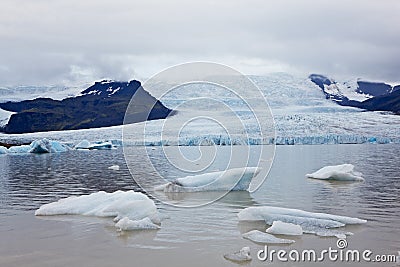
[[154, 167, 261, 192], [223, 247, 252, 263], [75, 140, 91, 149], [35, 190, 161, 231], [115, 217, 160, 231], [7, 145, 32, 153], [242, 230, 295, 244], [74, 140, 115, 150], [306, 164, 364, 181], [266, 221, 303, 236], [29, 138, 70, 153], [238, 206, 366, 227], [301, 226, 353, 239], [0, 146, 8, 154], [108, 165, 120, 171]]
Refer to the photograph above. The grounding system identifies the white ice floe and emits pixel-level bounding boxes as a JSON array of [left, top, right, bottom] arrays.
[[266, 221, 303, 236], [238, 206, 366, 226], [224, 247, 252, 263], [108, 165, 120, 171], [238, 206, 366, 238], [35, 190, 161, 231], [115, 217, 160, 231], [75, 140, 114, 150], [242, 230, 295, 244], [306, 164, 364, 181], [154, 167, 261, 192], [302, 226, 353, 239]]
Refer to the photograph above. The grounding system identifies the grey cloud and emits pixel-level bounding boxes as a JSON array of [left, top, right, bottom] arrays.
[[0, 0, 399, 86]]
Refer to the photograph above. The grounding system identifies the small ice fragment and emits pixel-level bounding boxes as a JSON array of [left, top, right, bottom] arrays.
[[242, 230, 295, 244], [266, 221, 303, 236], [108, 165, 120, 171], [115, 217, 160, 231], [238, 206, 367, 229], [224, 247, 252, 263], [306, 164, 364, 181]]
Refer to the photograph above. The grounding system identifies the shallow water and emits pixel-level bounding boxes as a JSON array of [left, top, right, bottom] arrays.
[[0, 145, 399, 266]]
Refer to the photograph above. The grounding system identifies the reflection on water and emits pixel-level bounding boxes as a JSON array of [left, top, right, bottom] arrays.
[[0, 144, 399, 266]]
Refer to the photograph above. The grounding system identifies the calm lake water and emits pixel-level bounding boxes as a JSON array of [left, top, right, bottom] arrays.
[[0, 144, 399, 266]]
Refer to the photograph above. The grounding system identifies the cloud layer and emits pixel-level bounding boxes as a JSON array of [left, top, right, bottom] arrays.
[[1, 0, 399, 85]]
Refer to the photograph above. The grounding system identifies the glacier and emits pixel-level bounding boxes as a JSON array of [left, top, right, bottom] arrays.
[[35, 190, 161, 231], [154, 167, 261, 192], [1, 73, 400, 146], [306, 164, 364, 181]]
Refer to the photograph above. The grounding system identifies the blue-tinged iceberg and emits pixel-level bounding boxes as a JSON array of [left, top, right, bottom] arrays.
[[154, 167, 261, 193]]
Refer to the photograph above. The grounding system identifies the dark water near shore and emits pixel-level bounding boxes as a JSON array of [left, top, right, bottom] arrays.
[[0, 145, 399, 266]]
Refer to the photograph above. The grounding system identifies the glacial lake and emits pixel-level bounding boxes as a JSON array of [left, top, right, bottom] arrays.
[[0, 144, 399, 266]]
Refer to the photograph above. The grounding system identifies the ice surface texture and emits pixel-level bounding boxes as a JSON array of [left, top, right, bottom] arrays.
[[238, 206, 366, 238], [154, 167, 261, 192], [35, 190, 161, 231], [306, 164, 364, 181], [1, 138, 70, 154], [224, 247, 252, 263], [266, 221, 303, 236], [242, 230, 295, 244]]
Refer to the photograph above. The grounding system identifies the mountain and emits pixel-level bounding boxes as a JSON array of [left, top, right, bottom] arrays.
[[357, 89, 400, 114], [0, 80, 173, 134], [309, 74, 400, 114]]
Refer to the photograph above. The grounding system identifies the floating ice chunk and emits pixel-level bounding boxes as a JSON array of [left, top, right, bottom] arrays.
[[88, 141, 114, 150], [238, 206, 366, 230], [35, 190, 160, 230], [75, 140, 91, 149], [7, 145, 31, 153], [0, 146, 8, 154], [306, 164, 364, 181], [108, 165, 120, 171], [115, 217, 160, 231], [224, 247, 252, 263], [242, 230, 295, 244], [154, 167, 261, 192], [29, 138, 52, 153], [302, 226, 353, 239], [266, 221, 303, 236], [29, 138, 70, 153]]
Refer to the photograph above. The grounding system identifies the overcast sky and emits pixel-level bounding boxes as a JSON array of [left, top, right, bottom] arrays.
[[1, 0, 399, 86]]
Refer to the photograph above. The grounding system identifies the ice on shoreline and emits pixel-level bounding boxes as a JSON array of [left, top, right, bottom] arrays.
[[154, 167, 261, 192], [242, 230, 295, 244], [35, 190, 161, 231], [306, 164, 364, 181], [266, 221, 303, 236]]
